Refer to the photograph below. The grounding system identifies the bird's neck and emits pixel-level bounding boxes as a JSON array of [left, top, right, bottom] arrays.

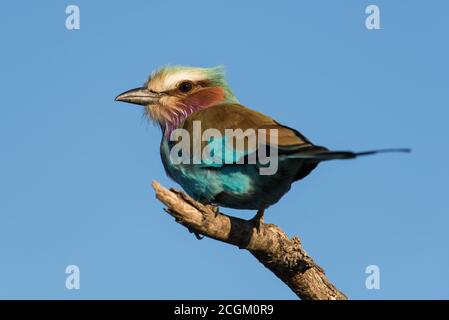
[[162, 86, 235, 138]]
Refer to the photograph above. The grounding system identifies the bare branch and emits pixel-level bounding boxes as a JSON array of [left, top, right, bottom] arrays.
[[152, 180, 347, 300]]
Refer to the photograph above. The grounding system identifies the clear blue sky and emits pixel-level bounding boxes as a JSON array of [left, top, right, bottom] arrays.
[[0, 1, 448, 299]]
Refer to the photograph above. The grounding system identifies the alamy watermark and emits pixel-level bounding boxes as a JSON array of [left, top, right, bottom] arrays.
[[168, 121, 279, 175], [65, 265, 80, 290], [65, 5, 80, 30], [365, 5, 381, 30], [365, 264, 380, 290]]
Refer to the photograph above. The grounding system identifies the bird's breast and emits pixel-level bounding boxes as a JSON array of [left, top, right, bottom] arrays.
[[159, 139, 296, 210], [159, 139, 255, 201]]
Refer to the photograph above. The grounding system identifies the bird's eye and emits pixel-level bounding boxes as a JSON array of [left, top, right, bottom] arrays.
[[178, 81, 193, 93]]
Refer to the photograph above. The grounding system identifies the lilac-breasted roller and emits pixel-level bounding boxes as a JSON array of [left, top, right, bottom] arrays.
[[116, 66, 409, 228]]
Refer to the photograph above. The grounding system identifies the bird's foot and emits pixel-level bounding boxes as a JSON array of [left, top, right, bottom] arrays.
[[205, 204, 220, 217], [249, 209, 265, 234], [174, 216, 204, 240], [187, 227, 204, 240]]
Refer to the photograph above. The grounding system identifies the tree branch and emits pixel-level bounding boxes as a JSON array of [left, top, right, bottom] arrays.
[[152, 180, 347, 300]]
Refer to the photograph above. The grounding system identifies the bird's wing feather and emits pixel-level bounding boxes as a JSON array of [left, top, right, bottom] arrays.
[[177, 103, 318, 166]]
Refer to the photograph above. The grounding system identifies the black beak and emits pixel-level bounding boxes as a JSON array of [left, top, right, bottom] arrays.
[[115, 87, 159, 106]]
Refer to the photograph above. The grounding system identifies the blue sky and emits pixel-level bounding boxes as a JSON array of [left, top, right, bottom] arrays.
[[0, 1, 448, 299]]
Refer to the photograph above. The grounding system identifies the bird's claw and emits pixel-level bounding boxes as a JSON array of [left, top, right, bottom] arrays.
[[249, 209, 265, 234], [187, 227, 204, 240], [250, 219, 264, 234], [205, 204, 220, 216]]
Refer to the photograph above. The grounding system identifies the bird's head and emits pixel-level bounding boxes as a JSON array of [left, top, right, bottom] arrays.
[[116, 65, 237, 135]]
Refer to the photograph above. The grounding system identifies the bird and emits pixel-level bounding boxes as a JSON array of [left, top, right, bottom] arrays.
[[116, 65, 409, 230]]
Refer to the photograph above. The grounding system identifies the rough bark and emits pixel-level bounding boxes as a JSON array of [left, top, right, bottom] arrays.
[[152, 180, 347, 300]]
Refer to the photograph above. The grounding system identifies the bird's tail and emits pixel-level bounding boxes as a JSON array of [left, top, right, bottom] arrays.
[[289, 147, 411, 162]]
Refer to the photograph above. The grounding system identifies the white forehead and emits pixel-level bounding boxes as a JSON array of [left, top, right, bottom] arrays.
[[149, 68, 207, 92]]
